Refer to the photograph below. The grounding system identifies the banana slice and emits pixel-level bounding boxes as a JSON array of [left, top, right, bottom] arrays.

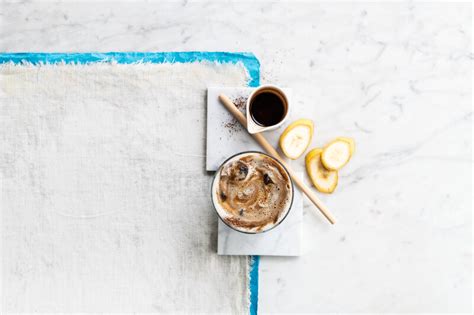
[[336, 137, 355, 155], [279, 119, 314, 160], [305, 148, 338, 193], [321, 139, 353, 170]]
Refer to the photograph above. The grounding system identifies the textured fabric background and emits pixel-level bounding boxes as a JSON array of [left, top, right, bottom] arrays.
[[0, 62, 249, 313]]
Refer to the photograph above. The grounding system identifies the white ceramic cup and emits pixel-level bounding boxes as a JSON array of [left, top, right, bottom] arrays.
[[246, 85, 290, 134]]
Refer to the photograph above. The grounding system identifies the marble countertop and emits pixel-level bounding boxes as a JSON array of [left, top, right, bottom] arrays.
[[1, 1, 471, 313]]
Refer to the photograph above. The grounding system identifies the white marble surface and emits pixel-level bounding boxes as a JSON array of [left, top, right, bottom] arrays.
[[1, 1, 472, 313]]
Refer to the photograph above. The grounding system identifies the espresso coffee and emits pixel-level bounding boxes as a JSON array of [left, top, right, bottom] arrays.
[[250, 91, 287, 127], [213, 152, 293, 233]]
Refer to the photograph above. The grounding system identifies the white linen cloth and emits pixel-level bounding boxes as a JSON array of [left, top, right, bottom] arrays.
[[0, 62, 250, 313]]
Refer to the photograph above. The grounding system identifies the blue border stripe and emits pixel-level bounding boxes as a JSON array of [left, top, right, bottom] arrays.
[[0, 51, 260, 314], [249, 255, 260, 315], [0, 52, 260, 87]]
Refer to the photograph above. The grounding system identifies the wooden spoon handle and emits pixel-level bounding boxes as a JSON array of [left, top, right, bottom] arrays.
[[218, 94, 336, 225]]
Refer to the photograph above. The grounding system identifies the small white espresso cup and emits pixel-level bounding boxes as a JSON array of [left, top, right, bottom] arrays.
[[246, 85, 290, 134]]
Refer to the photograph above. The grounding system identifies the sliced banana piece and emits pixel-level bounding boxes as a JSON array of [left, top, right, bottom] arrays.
[[305, 148, 338, 193], [279, 119, 314, 160], [321, 139, 353, 170], [336, 137, 355, 155]]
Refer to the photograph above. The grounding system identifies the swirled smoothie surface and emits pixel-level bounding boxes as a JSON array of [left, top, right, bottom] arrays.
[[216, 153, 291, 231]]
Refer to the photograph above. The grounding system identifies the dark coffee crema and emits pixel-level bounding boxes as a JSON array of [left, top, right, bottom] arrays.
[[250, 91, 287, 127], [216, 153, 292, 232]]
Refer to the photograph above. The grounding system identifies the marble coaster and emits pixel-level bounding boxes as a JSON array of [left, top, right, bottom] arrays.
[[217, 176, 302, 256]]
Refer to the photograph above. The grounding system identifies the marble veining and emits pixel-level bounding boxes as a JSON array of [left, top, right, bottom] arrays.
[[0, 1, 472, 313]]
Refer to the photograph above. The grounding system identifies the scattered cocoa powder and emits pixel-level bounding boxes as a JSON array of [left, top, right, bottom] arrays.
[[233, 96, 247, 112], [222, 96, 248, 136]]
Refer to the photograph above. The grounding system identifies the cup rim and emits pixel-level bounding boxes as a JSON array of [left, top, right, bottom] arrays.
[[211, 150, 295, 234], [246, 84, 290, 131]]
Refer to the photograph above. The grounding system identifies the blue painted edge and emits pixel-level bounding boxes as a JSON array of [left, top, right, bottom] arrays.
[[0, 51, 261, 314], [0, 51, 260, 87], [249, 255, 260, 315]]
